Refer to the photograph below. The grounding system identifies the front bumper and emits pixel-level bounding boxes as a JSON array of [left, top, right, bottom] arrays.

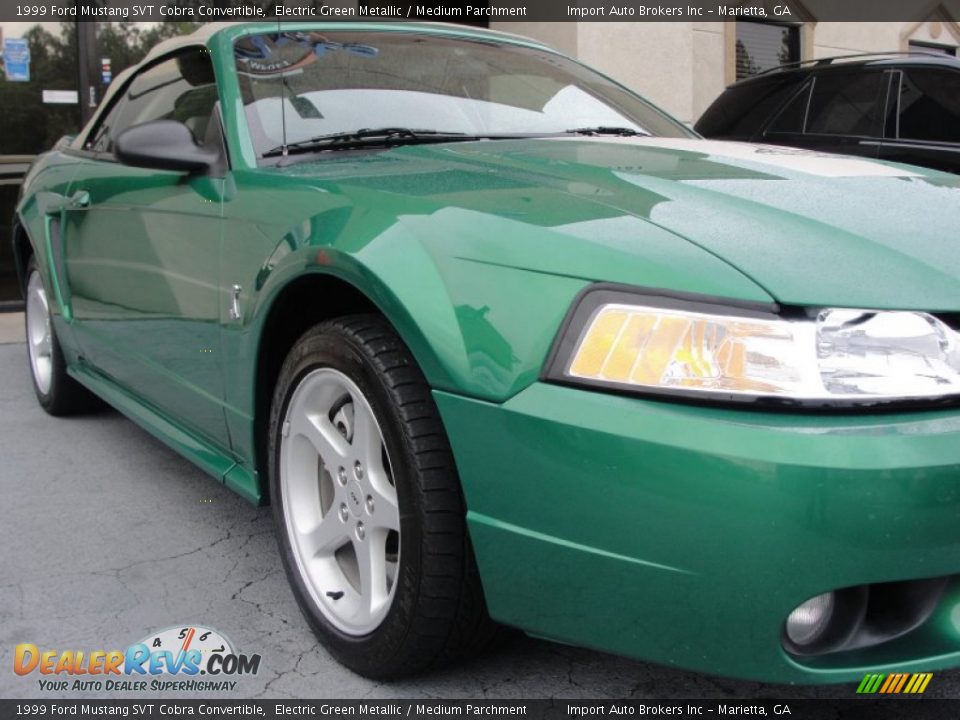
[[434, 383, 960, 684]]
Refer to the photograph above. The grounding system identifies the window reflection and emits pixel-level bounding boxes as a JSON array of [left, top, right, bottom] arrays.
[[0, 20, 201, 305]]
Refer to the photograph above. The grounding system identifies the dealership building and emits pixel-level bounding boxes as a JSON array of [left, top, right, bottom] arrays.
[[1, 8, 958, 309]]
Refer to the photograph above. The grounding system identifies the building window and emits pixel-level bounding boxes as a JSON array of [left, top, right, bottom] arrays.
[[908, 40, 957, 57], [736, 21, 801, 80], [0, 21, 202, 307]]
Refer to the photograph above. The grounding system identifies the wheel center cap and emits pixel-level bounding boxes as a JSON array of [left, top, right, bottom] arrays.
[[346, 481, 364, 518]]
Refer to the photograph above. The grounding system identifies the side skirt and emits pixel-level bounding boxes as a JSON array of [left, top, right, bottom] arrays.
[[67, 362, 262, 505]]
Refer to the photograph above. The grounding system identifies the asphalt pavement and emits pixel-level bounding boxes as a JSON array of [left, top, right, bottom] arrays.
[[2, 336, 958, 701]]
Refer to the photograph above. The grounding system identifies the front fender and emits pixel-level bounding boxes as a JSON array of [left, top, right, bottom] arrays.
[[221, 170, 771, 498], [246, 210, 589, 405], [244, 194, 774, 404]]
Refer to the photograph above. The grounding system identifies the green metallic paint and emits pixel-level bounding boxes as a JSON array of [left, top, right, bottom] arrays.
[[62, 158, 229, 449], [68, 361, 260, 504], [14, 22, 960, 683], [435, 384, 960, 682]]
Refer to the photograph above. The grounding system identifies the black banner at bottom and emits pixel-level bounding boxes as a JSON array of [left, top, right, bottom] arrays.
[[0, 699, 957, 720]]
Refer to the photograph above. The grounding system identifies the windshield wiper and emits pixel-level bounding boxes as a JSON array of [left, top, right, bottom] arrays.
[[565, 126, 650, 137], [264, 128, 471, 157]]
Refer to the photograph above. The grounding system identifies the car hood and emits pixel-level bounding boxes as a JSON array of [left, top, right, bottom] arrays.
[[284, 137, 960, 311]]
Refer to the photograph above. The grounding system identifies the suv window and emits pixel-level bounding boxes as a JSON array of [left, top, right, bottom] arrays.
[[765, 81, 811, 134], [695, 77, 805, 137], [85, 48, 218, 155], [806, 71, 887, 136], [897, 68, 960, 143]]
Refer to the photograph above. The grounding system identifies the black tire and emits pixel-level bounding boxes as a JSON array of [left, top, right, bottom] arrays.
[[23, 258, 100, 416], [268, 314, 497, 679]]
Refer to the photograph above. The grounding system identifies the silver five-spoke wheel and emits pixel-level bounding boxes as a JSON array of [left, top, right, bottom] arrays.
[[26, 270, 53, 395], [280, 367, 400, 636], [270, 317, 494, 678]]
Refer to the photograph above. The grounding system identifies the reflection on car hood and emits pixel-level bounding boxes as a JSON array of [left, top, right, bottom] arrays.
[[282, 136, 960, 311]]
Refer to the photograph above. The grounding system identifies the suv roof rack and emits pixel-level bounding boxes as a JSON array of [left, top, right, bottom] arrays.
[[752, 50, 952, 77]]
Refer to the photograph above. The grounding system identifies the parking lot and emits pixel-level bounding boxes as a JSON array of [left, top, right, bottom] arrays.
[[1, 323, 958, 701]]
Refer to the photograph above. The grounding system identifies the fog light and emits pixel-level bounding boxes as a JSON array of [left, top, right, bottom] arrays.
[[785, 592, 835, 646]]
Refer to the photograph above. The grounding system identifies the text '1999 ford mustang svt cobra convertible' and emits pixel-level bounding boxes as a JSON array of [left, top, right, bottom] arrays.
[[13, 21, 960, 683]]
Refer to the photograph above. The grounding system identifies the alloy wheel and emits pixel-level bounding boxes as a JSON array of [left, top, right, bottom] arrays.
[[279, 367, 400, 636]]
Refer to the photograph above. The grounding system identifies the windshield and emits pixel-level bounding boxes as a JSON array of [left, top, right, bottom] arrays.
[[233, 30, 694, 159]]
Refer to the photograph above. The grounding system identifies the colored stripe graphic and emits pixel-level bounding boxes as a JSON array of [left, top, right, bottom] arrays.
[[856, 673, 885, 694], [912, 673, 933, 694], [879, 674, 897, 693], [857, 672, 931, 694]]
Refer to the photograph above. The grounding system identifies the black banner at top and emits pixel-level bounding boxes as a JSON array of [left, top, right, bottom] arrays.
[[3, 0, 960, 22]]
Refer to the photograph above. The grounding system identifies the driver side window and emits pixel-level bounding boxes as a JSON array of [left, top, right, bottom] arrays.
[[85, 47, 220, 156]]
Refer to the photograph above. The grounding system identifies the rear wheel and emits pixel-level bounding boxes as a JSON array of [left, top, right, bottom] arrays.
[[269, 315, 495, 678], [24, 258, 98, 415]]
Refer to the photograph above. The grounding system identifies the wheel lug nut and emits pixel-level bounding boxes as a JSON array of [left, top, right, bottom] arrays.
[[355, 522, 365, 540], [365, 495, 374, 514], [337, 467, 347, 485], [339, 504, 349, 522], [354, 461, 364, 481]]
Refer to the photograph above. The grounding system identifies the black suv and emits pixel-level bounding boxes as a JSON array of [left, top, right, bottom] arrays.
[[695, 53, 960, 174]]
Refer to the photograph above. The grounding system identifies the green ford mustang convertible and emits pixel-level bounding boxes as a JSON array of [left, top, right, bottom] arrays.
[[14, 21, 960, 683]]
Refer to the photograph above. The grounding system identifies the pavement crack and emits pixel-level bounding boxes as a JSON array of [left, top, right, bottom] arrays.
[[95, 530, 237, 578]]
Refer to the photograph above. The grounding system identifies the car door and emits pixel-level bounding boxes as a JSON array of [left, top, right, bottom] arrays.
[[784, 69, 891, 160], [61, 47, 231, 449], [880, 66, 960, 174]]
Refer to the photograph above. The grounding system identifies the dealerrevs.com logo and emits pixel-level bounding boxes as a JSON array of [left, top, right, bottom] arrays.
[[14, 625, 261, 693]]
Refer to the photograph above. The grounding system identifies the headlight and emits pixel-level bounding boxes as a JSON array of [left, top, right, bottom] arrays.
[[543, 286, 960, 407]]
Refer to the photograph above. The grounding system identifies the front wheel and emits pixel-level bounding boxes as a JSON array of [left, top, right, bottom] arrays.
[[269, 315, 495, 679]]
